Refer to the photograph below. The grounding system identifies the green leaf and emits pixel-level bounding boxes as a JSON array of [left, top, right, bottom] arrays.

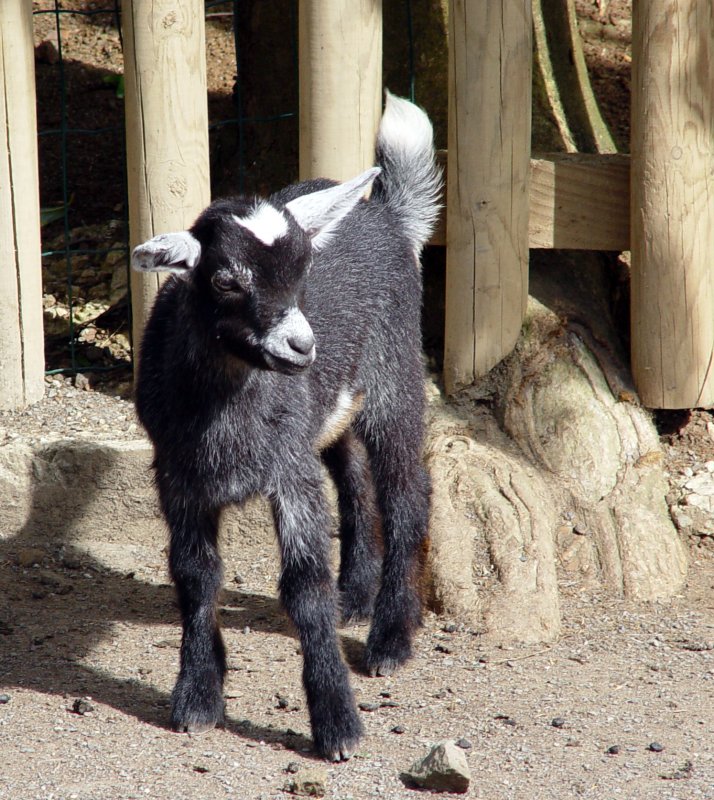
[[40, 194, 73, 227], [40, 204, 66, 227]]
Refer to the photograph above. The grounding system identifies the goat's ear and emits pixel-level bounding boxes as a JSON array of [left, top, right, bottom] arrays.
[[131, 231, 202, 273], [285, 167, 380, 250]]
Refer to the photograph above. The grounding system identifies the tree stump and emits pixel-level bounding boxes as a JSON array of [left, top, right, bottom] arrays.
[[426, 254, 688, 643]]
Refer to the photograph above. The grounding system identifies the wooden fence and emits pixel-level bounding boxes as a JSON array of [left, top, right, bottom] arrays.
[[3, 0, 713, 410]]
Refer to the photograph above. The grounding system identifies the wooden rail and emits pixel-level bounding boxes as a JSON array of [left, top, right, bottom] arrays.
[[430, 153, 630, 252]]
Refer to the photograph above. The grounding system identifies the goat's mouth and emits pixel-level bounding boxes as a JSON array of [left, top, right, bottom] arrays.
[[262, 346, 316, 375]]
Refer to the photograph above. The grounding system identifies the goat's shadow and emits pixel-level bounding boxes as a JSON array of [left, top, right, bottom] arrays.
[[0, 442, 362, 756]]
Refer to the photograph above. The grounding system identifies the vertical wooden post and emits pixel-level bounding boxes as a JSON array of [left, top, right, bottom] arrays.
[[444, 0, 532, 392], [123, 0, 210, 364], [631, 2, 714, 408], [0, 0, 45, 409], [298, 0, 382, 181]]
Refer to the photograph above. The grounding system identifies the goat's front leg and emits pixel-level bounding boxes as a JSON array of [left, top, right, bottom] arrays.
[[271, 473, 362, 761], [163, 498, 226, 733]]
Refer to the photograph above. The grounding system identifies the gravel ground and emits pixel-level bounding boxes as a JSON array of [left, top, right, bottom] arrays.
[[1, 523, 713, 799], [2, 375, 714, 800]]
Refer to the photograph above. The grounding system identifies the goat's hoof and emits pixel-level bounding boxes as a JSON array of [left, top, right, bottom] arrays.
[[312, 704, 362, 762], [173, 719, 217, 735], [171, 680, 225, 735], [340, 607, 372, 626], [367, 659, 397, 678], [339, 589, 376, 625], [326, 742, 357, 762], [317, 733, 360, 763], [365, 633, 411, 677]]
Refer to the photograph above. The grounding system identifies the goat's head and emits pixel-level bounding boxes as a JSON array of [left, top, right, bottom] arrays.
[[132, 168, 379, 375]]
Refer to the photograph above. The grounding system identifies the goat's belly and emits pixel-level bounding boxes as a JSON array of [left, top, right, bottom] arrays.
[[315, 387, 365, 450]]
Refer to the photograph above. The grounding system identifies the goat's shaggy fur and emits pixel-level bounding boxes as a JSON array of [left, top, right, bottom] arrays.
[[132, 92, 442, 761]]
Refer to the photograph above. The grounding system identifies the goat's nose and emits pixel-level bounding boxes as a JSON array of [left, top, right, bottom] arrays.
[[287, 329, 315, 356]]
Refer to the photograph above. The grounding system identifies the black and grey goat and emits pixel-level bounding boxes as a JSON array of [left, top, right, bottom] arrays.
[[132, 92, 441, 761]]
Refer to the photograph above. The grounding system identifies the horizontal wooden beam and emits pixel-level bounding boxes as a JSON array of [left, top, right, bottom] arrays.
[[430, 152, 630, 251]]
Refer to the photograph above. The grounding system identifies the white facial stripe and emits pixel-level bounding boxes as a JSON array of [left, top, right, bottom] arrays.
[[232, 203, 289, 246]]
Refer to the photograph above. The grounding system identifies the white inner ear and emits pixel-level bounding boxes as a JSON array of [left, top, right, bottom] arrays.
[[131, 231, 201, 273], [233, 203, 289, 246], [284, 167, 380, 250]]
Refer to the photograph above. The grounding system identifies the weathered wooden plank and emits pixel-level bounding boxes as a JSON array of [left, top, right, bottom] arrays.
[[0, 0, 45, 409], [631, 1, 714, 408], [444, 0, 532, 392], [430, 153, 630, 251], [298, 0, 382, 181], [529, 153, 629, 250], [123, 0, 211, 361]]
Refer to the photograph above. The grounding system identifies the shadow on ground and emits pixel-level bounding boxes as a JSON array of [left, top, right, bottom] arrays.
[[0, 442, 359, 757]]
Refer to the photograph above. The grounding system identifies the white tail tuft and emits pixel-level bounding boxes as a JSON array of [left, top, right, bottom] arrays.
[[378, 91, 435, 164], [373, 91, 442, 259]]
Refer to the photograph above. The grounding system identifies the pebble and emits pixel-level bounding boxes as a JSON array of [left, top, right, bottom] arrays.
[[391, 725, 406, 734], [154, 638, 181, 650], [73, 372, 91, 391], [72, 698, 94, 715], [403, 740, 471, 794], [456, 738, 472, 749], [495, 714, 517, 727], [17, 548, 46, 568], [648, 742, 665, 753], [606, 745, 621, 755], [358, 702, 380, 712], [551, 717, 566, 728], [0, 694, 10, 704], [662, 759, 694, 780], [283, 767, 327, 798]]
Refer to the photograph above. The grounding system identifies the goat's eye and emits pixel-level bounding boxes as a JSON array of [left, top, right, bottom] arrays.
[[211, 271, 244, 294]]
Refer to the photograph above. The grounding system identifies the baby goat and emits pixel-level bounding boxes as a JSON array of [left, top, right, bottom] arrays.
[[132, 92, 441, 761]]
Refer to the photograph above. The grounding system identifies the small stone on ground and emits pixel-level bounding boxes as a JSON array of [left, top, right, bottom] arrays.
[[403, 740, 471, 794], [284, 767, 327, 797]]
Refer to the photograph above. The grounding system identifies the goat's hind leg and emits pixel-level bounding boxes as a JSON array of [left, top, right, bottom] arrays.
[[322, 430, 381, 623], [361, 416, 430, 677], [162, 496, 226, 733]]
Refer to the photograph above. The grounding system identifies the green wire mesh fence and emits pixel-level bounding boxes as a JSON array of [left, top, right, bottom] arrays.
[[34, 0, 299, 388]]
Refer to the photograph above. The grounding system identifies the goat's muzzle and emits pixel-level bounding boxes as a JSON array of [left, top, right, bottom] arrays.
[[262, 308, 316, 374]]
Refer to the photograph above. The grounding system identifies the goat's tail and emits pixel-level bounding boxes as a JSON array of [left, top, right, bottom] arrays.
[[371, 91, 443, 258]]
